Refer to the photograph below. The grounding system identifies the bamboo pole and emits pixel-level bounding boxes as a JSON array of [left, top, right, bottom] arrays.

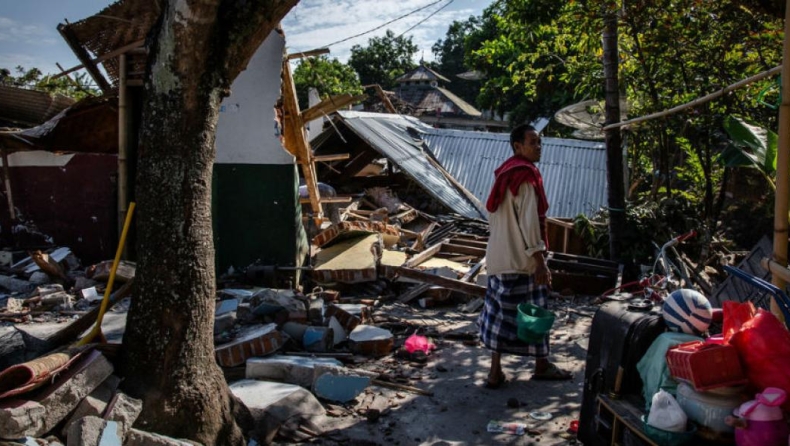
[[770, 0, 790, 321], [602, 65, 781, 131], [118, 54, 129, 251]]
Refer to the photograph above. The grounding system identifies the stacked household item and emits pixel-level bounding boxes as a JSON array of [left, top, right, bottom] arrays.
[[666, 339, 748, 442]]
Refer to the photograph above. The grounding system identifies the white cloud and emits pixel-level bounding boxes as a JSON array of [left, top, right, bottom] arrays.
[[0, 17, 57, 46], [281, 0, 476, 63]]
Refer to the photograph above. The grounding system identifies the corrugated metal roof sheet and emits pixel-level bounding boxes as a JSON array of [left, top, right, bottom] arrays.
[[336, 111, 487, 220], [331, 111, 607, 220], [395, 65, 450, 84], [424, 128, 608, 218], [395, 86, 481, 117]]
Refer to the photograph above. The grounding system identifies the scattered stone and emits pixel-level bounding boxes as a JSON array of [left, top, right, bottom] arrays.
[[125, 428, 199, 446], [246, 355, 342, 388], [61, 375, 121, 437], [349, 325, 393, 357], [229, 380, 325, 444], [312, 365, 372, 403]]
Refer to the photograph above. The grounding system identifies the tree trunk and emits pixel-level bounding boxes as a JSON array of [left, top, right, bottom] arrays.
[[603, 8, 626, 263], [120, 1, 297, 445]]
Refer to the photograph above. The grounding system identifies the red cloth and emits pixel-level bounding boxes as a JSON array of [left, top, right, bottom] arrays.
[[486, 155, 549, 246]]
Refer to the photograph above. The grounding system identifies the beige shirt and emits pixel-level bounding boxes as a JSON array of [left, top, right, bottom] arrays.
[[485, 182, 547, 275]]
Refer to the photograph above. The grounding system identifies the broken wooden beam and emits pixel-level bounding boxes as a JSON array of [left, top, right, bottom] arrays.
[[404, 240, 446, 268], [393, 267, 486, 297], [371, 379, 433, 397], [440, 243, 486, 258]]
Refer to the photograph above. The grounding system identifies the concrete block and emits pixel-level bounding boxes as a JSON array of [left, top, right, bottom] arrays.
[[0, 400, 46, 438], [246, 355, 342, 388], [280, 322, 308, 344], [213, 312, 237, 335], [312, 365, 371, 403], [324, 305, 361, 334], [66, 415, 105, 446], [349, 325, 393, 357], [327, 316, 347, 346], [0, 350, 113, 439], [215, 298, 239, 316], [302, 326, 333, 353], [308, 298, 324, 325], [124, 428, 199, 446], [229, 380, 325, 444], [106, 392, 143, 433], [215, 323, 283, 367], [61, 375, 121, 437]]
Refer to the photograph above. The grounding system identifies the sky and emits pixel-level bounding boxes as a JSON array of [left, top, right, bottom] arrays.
[[0, 0, 490, 78]]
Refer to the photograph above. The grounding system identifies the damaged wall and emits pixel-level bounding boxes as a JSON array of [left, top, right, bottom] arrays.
[[213, 30, 308, 275], [0, 151, 117, 263]]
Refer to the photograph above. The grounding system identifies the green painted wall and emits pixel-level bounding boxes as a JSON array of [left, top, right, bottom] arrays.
[[212, 163, 308, 275]]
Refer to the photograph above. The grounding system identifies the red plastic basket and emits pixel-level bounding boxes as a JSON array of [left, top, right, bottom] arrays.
[[666, 340, 747, 391]]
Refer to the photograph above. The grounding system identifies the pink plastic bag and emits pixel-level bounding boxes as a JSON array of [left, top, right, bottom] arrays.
[[404, 334, 435, 354]]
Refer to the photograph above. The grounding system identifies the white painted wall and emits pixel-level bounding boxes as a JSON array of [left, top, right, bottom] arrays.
[[215, 31, 293, 165]]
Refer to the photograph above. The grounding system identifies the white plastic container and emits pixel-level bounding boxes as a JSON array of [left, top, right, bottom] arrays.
[[676, 382, 746, 440]]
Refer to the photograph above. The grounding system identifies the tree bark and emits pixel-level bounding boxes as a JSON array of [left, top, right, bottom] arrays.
[[120, 1, 297, 445]]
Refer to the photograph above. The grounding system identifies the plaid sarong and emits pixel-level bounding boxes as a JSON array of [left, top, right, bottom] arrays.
[[478, 273, 549, 357]]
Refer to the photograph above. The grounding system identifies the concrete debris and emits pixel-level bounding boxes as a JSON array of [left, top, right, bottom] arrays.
[[312, 365, 372, 403], [215, 323, 284, 367], [245, 355, 343, 388], [229, 380, 325, 445], [0, 181, 642, 446], [349, 325, 394, 357], [0, 350, 113, 439]]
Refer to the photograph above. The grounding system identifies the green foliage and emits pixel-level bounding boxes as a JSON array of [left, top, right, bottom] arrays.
[[0, 66, 98, 100], [720, 115, 778, 184], [469, 0, 603, 124], [292, 56, 362, 110], [348, 30, 418, 89], [574, 197, 705, 265], [431, 16, 482, 105]]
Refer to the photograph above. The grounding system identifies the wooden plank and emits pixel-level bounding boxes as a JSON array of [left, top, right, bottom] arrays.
[[397, 283, 431, 303], [394, 267, 486, 297], [281, 59, 323, 220], [405, 241, 445, 267], [52, 39, 145, 80], [57, 24, 111, 93], [447, 238, 488, 249], [460, 258, 486, 282], [299, 196, 354, 204], [301, 94, 367, 122], [314, 153, 350, 162], [287, 48, 330, 60], [440, 243, 486, 257]]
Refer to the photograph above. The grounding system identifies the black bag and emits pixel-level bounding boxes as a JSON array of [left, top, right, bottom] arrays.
[[577, 299, 666, 445]]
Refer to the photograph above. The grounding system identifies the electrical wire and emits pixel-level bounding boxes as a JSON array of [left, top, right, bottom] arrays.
[[397, 0, 454, 38], [325, 0, 447, 48]]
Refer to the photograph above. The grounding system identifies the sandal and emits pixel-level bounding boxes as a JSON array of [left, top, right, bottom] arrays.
[[531, 363, 573, 381], [484, 371, 508, 389]]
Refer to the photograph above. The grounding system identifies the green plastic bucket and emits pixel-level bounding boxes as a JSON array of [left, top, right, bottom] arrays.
[[517, 303, 555, 343]]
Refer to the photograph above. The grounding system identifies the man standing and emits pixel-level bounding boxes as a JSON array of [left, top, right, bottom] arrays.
[[479, 124, 572, 387]]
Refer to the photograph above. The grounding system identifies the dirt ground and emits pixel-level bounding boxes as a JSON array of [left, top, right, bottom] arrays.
[[11, 294, 596, 446], [310, 294, 596, 446]]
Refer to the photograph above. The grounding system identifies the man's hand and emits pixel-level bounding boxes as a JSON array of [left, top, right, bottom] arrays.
[[534, 256, 551, 287]]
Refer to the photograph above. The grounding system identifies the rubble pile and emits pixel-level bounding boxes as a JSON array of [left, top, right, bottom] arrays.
[[0, 186, 734, 445]]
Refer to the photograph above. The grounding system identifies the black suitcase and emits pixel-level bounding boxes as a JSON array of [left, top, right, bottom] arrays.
[[577, 299, 666, 445]]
